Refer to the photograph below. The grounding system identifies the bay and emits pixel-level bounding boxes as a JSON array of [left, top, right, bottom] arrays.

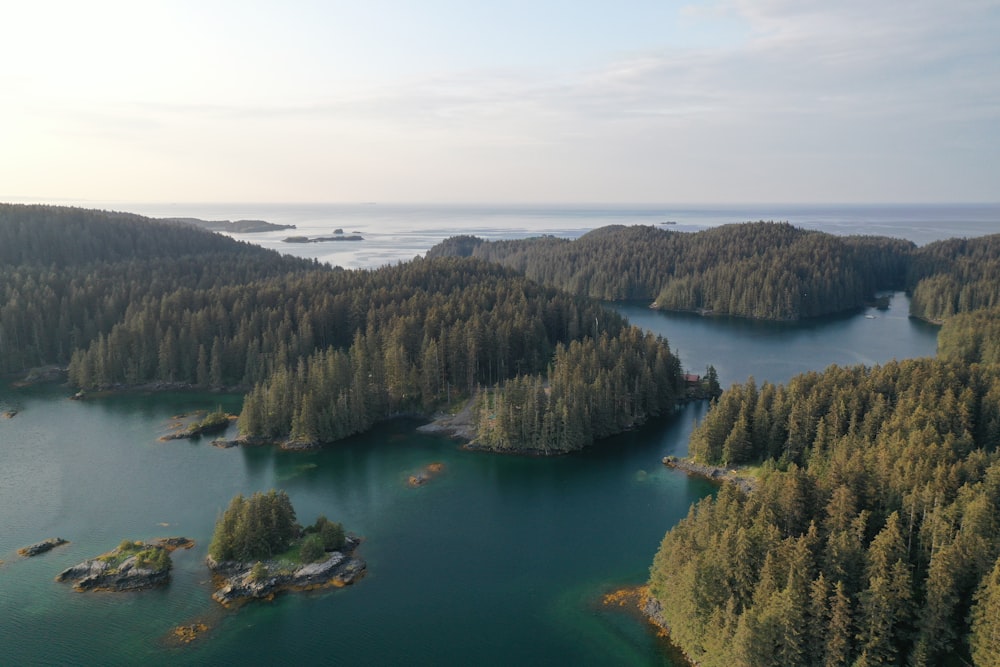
[[0, 204, 958, 665]]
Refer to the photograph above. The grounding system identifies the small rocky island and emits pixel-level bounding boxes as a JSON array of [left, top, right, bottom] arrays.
[[206, 490, 365, 607], [282, 232, 364, 243], [56, 537, 193, 591], [209, 535, 365, 606], [18, 537, 69, 557]]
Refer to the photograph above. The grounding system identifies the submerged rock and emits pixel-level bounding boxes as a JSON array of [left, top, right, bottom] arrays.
[[408, 462, 445, 487], [171, 622, 209, 645]]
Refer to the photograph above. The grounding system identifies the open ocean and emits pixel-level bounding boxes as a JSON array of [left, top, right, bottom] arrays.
[[46, 201, 1000, 269]]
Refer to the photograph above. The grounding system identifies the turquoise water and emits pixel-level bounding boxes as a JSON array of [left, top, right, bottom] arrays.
[[0, 289, 939, 665]]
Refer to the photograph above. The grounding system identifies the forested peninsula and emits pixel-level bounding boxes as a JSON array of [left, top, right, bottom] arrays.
[[0, 204, 685, 453], [428, 223, 1000, 322], [648, 343, 1000, 663]]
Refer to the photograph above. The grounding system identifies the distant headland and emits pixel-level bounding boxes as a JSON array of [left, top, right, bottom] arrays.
[[163, 217, 296, 233]]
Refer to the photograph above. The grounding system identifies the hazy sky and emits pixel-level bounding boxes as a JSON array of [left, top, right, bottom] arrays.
[[3, 0, 998, 204]]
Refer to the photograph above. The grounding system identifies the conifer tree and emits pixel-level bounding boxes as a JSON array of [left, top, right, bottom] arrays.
[[970, 555, 1000, 667]]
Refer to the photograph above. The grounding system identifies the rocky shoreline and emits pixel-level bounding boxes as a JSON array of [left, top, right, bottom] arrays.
[[642, 594, 700, 666], [213, 403, 480, 451], [416, 398, 477, 441], [661, 456, 756, 494], [207, 536, 366, 606], [159, 411, 237, 441], [56, 537, 192, 592], [11, 365, 67, 387]]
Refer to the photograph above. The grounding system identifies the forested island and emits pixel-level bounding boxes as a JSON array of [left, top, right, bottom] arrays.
[[0, 203, 685, 453], [428, 223, 1000, 322], [206, 490, 364, 605]]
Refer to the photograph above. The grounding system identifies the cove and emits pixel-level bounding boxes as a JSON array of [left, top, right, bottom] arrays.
[[0, 293, 938, 666]]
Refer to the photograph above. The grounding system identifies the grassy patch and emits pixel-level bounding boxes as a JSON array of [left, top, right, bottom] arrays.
[[97, 540, 171, 572]]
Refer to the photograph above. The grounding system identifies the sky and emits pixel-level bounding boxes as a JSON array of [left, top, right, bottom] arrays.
[[2, 0, 998, 204]]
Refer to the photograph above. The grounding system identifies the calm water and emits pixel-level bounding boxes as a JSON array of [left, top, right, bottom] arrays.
[[0, 293, 939, 666], [52, 201, 1000, 268], [615, 293, 941, 388]]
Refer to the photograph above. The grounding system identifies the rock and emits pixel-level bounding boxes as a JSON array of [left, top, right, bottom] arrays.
[[332, 558, 366, 586], [56, 540, 176, 592], [209, 536, 366, 606], [416, 399, 477, 441], [18, 537, 69, 557], [210, 438, 240, 448], [209, 435, 274, 449], [152, 536, 195, 551], [295, 552, 346, 580], [171, 623, 209, 644], [662, 456, 756, 493], [57, 559, 110, 582], [159, 411, 234, 441]]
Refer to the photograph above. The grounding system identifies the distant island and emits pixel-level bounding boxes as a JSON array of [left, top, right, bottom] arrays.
[[164, 217, 296, 233], [282, 232, 364, 243]]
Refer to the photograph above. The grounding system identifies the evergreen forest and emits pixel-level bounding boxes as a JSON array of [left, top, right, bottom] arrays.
[[428, 223, 1000, 322], [650, 358, 1000, 665], [5, 204, 1000, 662], [207, 489, 344, 564], [0, 204, 685, 452]]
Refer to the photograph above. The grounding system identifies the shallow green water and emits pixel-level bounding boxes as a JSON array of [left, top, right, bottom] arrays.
[[0, 294, 938, 666]]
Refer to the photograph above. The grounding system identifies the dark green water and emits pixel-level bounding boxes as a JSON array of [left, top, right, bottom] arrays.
[[0, 294, 937, 666]]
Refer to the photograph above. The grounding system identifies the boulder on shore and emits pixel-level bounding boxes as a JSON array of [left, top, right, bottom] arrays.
[[18, 537, 69, 557]]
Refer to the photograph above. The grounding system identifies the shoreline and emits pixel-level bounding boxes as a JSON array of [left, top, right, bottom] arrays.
[[207, 535, 366, 607], [661, 456, 756, 494], [601, 585, 696, 667]]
